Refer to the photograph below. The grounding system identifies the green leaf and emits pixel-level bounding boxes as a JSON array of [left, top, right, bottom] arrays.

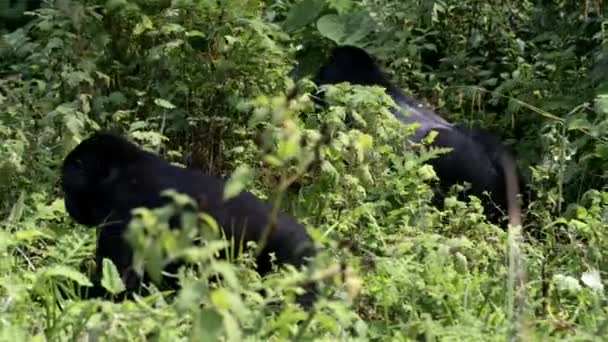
[[154, 98, 176, 109], [40, 265, 93, 287], [595, 144, 608, 160], [14, 229, 53, 242], [144, 244, 164, 284], [358, 133, 374, 151], [133, 15, 154, 36], [263, 154, 283, 167], [553, 274, 581, 292], [105, 0, 128, 12], [210, 288, 231, 310], [223, 165, 253, 201], [6, 191, 26, 224], [186, 30, 206, 38], [283, 0, 326, 33], [161, 23, 185, 34], [317, 14, 344, 44], [210, 261, 240, 289], [191, 308, 223, 342], [101, 258, 126, 294], [567, 118, 591, 131]]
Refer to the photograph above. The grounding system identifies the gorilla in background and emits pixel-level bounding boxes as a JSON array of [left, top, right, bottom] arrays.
[[62, 132, 318, 307], [313, 46, 527, 226], [1, 0, 42, 31]]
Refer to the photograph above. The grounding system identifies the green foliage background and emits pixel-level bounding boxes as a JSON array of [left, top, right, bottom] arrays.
[[1, 0, 607, 340]]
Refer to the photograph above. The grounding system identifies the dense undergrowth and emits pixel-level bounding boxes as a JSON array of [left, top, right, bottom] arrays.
[[1, 0, 607, 340]]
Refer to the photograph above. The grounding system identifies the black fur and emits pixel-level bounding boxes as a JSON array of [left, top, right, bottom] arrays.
[[62, 132, 317, 307], [313, 46, 528, 223], [2, 0, 42, 31]]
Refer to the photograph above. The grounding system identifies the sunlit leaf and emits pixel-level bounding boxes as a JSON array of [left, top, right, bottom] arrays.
[[192, 308, 223, 342], [154, 98, 176, 110], [40, 265, 93, 287], [223, 165, 253, 201], [581, 269, 604, 292], [101, 258, 126, 294]]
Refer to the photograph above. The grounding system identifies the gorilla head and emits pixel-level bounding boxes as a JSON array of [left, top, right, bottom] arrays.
[[62, 133, 148, 226], [313, 46, 393, 89]]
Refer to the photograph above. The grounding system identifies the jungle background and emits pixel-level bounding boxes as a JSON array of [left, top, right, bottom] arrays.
[[1, 0, 608, 340]]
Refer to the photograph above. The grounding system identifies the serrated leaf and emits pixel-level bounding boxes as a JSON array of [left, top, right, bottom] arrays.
[[418, 164, 437, 181]]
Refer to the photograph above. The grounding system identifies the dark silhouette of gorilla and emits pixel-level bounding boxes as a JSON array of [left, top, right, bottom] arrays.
[[313, 45, 527, 225], [62, 132, 317, 307], [1, 0, 42, 31]]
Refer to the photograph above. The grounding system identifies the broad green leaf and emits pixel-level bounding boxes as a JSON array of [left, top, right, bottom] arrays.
[[317, 14, 344, 44], [283, 0, 325, 33], [154, 98, 176, 110], [223, 165, 253, 201], [144, 244, 164, 284], [210, 288, 231, 310], [101, 258, 126, 294], [191, 308, 223, 342], [567, 118, 591, 131]]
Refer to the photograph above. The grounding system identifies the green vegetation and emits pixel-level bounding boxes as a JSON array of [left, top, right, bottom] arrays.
[[1, 0, 607, 340]]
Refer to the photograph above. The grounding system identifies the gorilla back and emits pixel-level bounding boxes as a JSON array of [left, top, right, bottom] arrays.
[[313, 46, 527, 224], [62, 132, 317, 305]]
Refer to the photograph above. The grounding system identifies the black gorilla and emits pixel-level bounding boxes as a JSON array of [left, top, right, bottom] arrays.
[[313, 46, 527, 225], [1, 0, 42, 31], [62, 132, 317, 307]]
